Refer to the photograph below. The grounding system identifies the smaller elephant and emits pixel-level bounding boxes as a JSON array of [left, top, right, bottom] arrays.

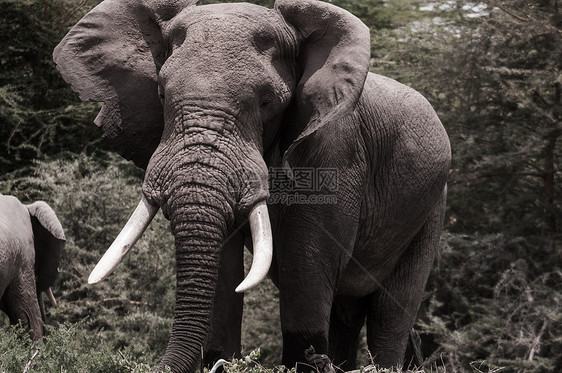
[[0, 194, 65, 340]]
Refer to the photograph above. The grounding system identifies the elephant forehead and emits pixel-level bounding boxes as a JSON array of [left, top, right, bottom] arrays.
[[167, 3, 284, 52], [160, 5, 295, 100]]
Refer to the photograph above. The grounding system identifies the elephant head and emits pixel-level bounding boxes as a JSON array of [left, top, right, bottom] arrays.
[[54, 0, 370, 371], [26, 201, 65, 321]]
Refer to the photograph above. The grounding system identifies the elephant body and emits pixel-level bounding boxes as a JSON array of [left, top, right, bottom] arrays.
[[264, 72, 449, 368], [0, 194, 65, 340], [53, 0, 450, 371]]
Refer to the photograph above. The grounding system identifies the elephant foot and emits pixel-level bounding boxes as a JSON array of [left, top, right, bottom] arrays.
[[304, 346, 336, 373]]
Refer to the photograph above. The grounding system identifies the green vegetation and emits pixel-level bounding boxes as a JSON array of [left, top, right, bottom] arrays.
[[1, 0, 560, 372], [0, 321, 172, 372], [0, 0, 106, 175], [378, 1, 562, 370], [0, 322, 124, 372], [0, 155, 174, 367]]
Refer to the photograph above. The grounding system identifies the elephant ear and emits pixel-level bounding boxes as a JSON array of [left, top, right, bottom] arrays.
[[26, 202, 66, 292], [275, 0, 371, 166], [53, 0, 198, 169]]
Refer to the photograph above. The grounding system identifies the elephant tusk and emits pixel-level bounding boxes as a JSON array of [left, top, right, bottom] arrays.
[[235, 201, 273, 293], [46, 288, 57, 307], [210, 359, 228, 373], [88, 195, 159, 285]]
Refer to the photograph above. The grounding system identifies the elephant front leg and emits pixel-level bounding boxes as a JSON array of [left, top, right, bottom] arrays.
[[276, 223, 352, 373], [3, 274, 43, 340], [279, 275, 335, 373], [204, 230, 245, 366], [328, 295, 369, 370]]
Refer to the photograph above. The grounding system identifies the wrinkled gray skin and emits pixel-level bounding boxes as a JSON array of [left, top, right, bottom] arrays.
[[0, 194, 65, 340], [53, 0, 450, 372]]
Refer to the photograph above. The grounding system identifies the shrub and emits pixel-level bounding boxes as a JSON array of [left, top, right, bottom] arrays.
[[0, 322, 123, 372], [419, 233, 562, 372], [0, 154, 174, 366], [0, 154, 283, 368]]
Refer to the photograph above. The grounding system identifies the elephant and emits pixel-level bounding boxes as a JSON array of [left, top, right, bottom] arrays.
[[0, 194, 65, 340], [53, 0, 451, 372]]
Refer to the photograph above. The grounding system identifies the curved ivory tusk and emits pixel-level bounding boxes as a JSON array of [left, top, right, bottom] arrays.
[[46, 287, 57, 307], [235, 201, 273, 293], [88, 195, 159, 285], [210, 359, 228, 373]]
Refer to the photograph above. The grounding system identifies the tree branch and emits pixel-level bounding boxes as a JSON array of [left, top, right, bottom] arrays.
[[23, 349, 40, 373], [97, 298, 154, 307], [528, 319, 549, 361], [490, 1, 529, 23]]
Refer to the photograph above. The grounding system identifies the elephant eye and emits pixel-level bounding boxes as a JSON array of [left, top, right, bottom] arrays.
[[259, 95, 277, 122], [259, 92, 274, 109]]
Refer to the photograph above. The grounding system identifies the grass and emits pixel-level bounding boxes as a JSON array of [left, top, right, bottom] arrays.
[[0, 324, 416, 373], [0, 322, 135, 372]]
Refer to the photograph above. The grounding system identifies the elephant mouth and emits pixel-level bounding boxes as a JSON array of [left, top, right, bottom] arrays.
[[87, 195, 273, 293]]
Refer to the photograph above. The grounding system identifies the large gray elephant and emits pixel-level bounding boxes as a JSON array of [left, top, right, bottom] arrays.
[[53, 0, 450, 371], [0, 194, 65, 340]]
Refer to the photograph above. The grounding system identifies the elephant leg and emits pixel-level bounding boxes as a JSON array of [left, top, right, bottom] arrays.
[[204, 230, 245, 366], [3, 274, 43, 340], [279, 279, 334, 372], [366, 192, 446, 368], [328, 295, 368, 370], [277, 218, 356, 372]]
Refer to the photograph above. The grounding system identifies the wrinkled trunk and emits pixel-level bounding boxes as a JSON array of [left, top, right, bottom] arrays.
[[157, 178, 233, 373]]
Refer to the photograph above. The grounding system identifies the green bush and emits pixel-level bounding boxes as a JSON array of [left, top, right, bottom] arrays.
[[418, 233, 562, 372], [0, 154, 283, 369], [0, 322, 126, 372], [1, 154, 175, 366]]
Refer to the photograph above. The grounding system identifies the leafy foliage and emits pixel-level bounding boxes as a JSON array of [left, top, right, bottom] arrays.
[[1, 0, 561, 372], [0, 154, 175, 365], [375, 0, 561, 237], [331, 0, 423, 29], [420, 233, 562, 371], [0, 322, 124, 372], [0, 0, 106, 175], [224, 350, 291, 373]]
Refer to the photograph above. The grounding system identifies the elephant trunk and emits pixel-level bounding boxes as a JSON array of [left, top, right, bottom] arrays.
[[152, 148, 271, 371], [159, 188, 229, 372]]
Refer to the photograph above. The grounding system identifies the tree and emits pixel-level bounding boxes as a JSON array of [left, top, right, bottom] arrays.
[[451, 0, 561, 238], [376, 0, 561, 238], [0, 0, 105, 175]]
